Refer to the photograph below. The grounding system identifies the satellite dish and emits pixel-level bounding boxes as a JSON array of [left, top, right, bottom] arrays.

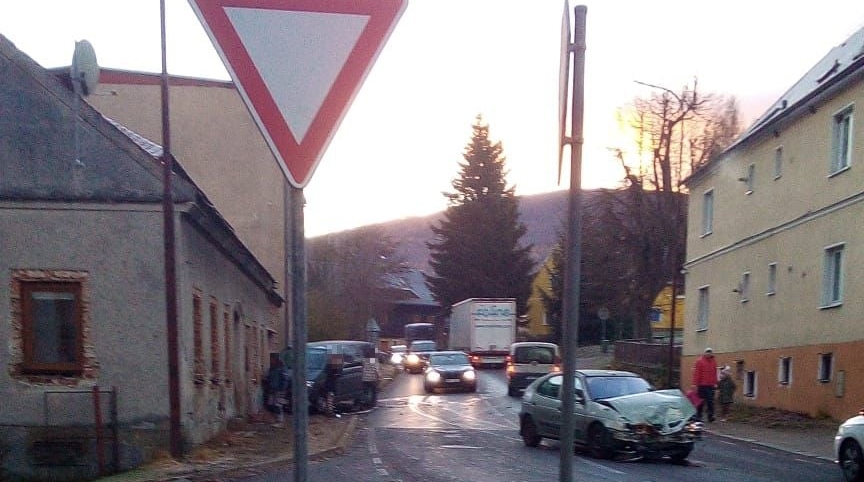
[[70, 40, 99, 96]]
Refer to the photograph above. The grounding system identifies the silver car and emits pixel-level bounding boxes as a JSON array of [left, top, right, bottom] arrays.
[[519, 370, 702, 461], [835, 409, 864, 481]]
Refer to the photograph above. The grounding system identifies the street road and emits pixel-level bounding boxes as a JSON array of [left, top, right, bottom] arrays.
[[239, 369, 838, 482]]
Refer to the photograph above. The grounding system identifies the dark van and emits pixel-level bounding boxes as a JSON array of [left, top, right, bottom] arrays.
[[281, 340, 379, 414]]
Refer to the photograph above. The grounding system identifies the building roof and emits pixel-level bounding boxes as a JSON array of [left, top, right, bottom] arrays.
[[386, 268, 439, 307], [686, 26, 864, 185], [0, 33, 281, 305]]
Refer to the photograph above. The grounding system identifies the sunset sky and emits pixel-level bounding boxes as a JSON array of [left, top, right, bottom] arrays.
[[3, 1, 864, 236]]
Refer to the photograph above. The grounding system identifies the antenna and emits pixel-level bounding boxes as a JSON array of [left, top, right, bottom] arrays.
[[70, 40, 100, 166]]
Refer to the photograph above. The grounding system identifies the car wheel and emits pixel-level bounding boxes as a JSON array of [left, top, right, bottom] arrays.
[[520, 416, 542, 447], [669, 444, 693, 463], [316, 390, 336, 416], [424, 383, 433, 394], [467, 384, 476, 393], [840, 439, 864, 482], [587, 424, 614, 459], [507, 385, 518, 397]]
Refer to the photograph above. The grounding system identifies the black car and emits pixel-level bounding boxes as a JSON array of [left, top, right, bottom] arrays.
[[280, 340, 379, 414], [423, 351, 477, 393]]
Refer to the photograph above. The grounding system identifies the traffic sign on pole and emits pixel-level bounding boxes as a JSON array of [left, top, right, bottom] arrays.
[[188, 0, 407, 187]]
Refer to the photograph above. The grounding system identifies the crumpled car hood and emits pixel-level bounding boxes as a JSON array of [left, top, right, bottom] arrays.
[[601, 389, 696, 433]]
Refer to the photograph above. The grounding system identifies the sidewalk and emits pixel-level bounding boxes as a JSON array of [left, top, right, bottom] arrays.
[[706, 419, 836, 462]]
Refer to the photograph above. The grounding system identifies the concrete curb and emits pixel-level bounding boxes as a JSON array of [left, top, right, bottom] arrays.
[[708, 430, 835, 463]]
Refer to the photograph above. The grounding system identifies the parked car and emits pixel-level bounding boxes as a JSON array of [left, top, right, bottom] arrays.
[[506, 341, 561, 396], [519, 370, 702, 461], [835, 409, 864, 481], [280, 340, 379, 414], [404, 339, 437, 374], [424, 351, 477, 393]]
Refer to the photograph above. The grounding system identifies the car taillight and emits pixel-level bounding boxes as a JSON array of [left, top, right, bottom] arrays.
[[551, 364, 561, 373], [506, 364, 515, 374]]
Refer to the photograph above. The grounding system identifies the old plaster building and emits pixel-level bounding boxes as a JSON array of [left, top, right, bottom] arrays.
[[76, 67, 293, 353], [681, 27, 864, 420], [0, 35, 281, 480]]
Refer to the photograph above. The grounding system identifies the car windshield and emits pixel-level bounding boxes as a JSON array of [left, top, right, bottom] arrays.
[[430, 353, 469, 366], [280, 347, 329, 371], [306, 348, 329, 371], [513, 346, 555, 364], [410, 341, 436, 352], [586, 376, 652, 400]]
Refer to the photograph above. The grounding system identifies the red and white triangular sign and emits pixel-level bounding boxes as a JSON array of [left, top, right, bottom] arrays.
[[188, 0, 407, 188]]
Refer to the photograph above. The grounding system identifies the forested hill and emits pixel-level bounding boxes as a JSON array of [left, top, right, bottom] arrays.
[[311, 189, 592, 272]]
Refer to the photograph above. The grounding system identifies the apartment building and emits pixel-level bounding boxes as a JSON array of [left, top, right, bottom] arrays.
[[681, 27, 864, 420]]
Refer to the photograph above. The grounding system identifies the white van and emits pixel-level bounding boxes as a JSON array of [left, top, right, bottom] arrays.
[[506, 342, 561, 396]]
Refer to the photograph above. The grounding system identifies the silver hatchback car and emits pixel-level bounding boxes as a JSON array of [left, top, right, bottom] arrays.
[[519, 370, 702, 461]]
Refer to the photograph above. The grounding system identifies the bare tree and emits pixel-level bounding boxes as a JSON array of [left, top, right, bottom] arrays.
[[608, 79, 740, 340], [307, 226, 406, 341]]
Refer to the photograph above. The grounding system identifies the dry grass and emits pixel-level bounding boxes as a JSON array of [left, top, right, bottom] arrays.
[[725, 403, 838, 429]]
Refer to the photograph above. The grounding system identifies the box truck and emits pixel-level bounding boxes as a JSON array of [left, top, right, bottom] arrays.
[[448, 298, 516, 368]]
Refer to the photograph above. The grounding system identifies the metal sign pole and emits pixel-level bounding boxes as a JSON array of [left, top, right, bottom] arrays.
[[289, 185, 309, 482], [559, 5, 587, 482]]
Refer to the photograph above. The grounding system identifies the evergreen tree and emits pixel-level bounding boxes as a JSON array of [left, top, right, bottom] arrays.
[[425, 115, 535, 315]]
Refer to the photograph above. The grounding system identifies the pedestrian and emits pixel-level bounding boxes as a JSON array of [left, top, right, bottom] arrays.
[[266, 353, 287, 425], [718, 365, 736, 422], [692, 347, 719, 422]]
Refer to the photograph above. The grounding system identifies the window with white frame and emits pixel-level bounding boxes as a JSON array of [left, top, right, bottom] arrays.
[[774, 146, 783, 179], [830, 105, 853, 175], [746, 164, 755, 193], [767, 263, 777, 295], [702, 190, 714, 236], [822, 243, 845, 307], [739, 272, 751, 302], [818, 353, 833, 383], [744, 370, 757, 398], [778, 356, 792, 385], [697, 286, 710, 331]]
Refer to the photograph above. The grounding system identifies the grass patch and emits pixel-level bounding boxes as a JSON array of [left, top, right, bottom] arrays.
[[725, 403, 838, 429]]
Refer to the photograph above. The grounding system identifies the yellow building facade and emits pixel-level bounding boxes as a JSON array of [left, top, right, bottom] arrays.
[[681, 28, 864, 419]]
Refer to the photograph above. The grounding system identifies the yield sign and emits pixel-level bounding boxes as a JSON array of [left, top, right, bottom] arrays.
[[188, 0, 407, 188]]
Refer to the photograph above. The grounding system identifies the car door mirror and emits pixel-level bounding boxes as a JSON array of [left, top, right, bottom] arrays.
[[575, 389, 585, 404]]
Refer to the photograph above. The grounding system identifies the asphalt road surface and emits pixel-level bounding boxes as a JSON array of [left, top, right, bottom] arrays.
[[237, 369, 839, 482]]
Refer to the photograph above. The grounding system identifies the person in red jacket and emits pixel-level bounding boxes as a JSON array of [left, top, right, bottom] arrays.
[[692, 347, 719, 422]]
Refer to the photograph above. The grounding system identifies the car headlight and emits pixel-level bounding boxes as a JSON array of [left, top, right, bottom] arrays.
[[426, 370, 441, 383], [462, 370, 476, 381], [406, 354, 420, 364], [685, 420, 704, 434], [390, 353, 403, 363]]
